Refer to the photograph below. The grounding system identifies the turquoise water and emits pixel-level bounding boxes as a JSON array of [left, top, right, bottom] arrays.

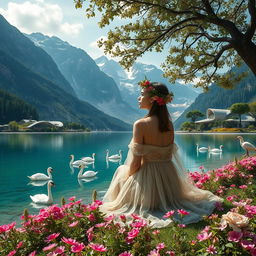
[[0, 132, 255, 225]]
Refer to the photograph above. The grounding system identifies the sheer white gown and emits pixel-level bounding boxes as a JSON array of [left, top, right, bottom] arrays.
[[100, 140, 223, 228]]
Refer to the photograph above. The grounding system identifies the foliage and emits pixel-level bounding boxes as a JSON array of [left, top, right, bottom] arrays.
[[249, 102, 256, 122], [174, 65, 256, 130], [186, 110, 204, 122], [0, 89, 38, 125], [230, 103, 250, 127], [181, 121, 196, 131], [75, 0, 256, 89], [8, 121, 19, 131], [0, 156, 256, 255], [64, 122, 87, 131]]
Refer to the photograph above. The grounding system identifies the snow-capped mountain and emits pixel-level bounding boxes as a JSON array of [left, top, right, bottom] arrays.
[[95, 56, 199, 120], [27, 33, 140, 124]]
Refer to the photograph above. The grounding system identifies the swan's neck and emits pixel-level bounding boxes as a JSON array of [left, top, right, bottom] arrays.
[[70, 155, 74, 165], [47, 169, 52, 179], [48, 184, 53, 202], [106, 151, 109, 158], [92, 154, 95, 160], [78, 168, 84, 178]]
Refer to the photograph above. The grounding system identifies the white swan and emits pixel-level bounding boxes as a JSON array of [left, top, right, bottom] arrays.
[[237, 136, 256, 156], [70, 154, 87, 166], [78, 164, 98, 179], [208, 145, 223, 153], [106, 149, 122, 160], [30, 181, 54, 205], [81, 153, 95, 163], [196, 144, 208, 152], [28, 167, 53, 181]]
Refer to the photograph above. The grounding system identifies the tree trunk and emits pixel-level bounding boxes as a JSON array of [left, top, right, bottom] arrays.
[[235, 41, 256, 76]]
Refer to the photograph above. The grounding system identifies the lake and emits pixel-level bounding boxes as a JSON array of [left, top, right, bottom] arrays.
[[0, 132, 255, 225]]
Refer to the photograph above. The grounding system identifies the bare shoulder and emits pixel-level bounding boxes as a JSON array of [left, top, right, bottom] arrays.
[[133, 118, 146, 129]]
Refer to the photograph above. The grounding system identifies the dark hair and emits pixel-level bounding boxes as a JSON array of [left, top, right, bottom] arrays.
[[146, 82, 172, 132]]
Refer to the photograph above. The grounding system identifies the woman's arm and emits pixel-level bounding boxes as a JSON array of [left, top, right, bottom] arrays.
[[128, 120, 144, 176]]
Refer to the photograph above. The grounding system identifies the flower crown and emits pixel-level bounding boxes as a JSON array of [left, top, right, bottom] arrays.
[[138, 79, 173, 106]]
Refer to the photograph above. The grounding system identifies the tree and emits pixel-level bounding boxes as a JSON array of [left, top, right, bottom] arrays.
[[8, 121, 19, 131], [249, 102, 256, 122], [186, 110, 204, 122], [230, 103, 250, 127], [75, 0, 256, 90]]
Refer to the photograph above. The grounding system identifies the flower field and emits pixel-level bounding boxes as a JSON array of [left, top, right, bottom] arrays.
[[0, 156, 255, 255]]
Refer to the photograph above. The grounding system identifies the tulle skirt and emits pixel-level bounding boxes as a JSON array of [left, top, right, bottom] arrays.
[[100, 160, 223, 228]]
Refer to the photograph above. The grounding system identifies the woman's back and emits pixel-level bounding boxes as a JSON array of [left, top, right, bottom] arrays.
[[138, 116, 174, 146]]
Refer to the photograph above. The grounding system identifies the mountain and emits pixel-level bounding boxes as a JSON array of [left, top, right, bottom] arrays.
[[26, 33, 141, 124], [174, 64, 256, 129], [0, 49, 131, 130], [95, 56, 199, 120], [0, 15, 130, 130], [0, 15, 75, 96], [0, 88, 38, 124]]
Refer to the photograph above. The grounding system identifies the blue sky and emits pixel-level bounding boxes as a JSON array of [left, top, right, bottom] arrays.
[[0, 0, 169, 68]]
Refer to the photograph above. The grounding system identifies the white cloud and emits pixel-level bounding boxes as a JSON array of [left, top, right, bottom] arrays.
[[0, 0, 83, 36]]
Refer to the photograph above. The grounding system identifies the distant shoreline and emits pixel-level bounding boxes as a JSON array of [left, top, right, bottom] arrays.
[[0, 130, 256, 135]]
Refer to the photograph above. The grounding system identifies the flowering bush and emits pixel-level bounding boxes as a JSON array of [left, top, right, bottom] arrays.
[[0, 156, 255, 255]]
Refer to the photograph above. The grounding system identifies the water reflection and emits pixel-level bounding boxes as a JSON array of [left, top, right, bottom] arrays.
[[28, 180, 49, 187]]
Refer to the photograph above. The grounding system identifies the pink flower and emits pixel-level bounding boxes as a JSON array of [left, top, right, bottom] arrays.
[[148, 249, 160, 256], [54, 246, 65, 254], [7, 251, 16, 256], [227, 231, 243, 242], [43, 243, 57, 251], [45, 233, 60, 243], [177, 209, 190, 216], [127, 228, 140, 240], [206, 245, 217, 254], [61, 237, 77, 245], [74, 213, 83, 218], [240, 240, 255, 250], [28, 252, 36, 256], [16, 241, 23, 249], [178, 224, 186, 228], [199, 166, 204, 170], [68, 196, 76, 201], [166, 251, 175, 255], [250, 248, 256, 256], [120, 215, 126, 222], [69, 221, 79, 227], [131, 219, 147, 228], [152, 230, 160, 235], [239, 185, 247, 189], [88, 213, 96, 222], [197, 231, 212, 241], [0, 222, 16, 233], [131, 213, 141, 220], [89, 243, 107, 252], [156, 242, 165, 250], [71, 242, 85, 253], [104, 214, 115, 222], [163, 210, 175, 218], [119, 252, 133, 256]]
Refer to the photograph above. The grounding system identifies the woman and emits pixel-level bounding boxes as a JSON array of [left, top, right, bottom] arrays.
[[100, 80, 222, 228]]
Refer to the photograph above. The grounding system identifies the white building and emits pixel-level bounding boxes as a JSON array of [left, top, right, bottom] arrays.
[[195, 108, 254, 127]]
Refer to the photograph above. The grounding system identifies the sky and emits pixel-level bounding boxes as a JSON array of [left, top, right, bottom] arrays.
[[0, 0, 169, 68]]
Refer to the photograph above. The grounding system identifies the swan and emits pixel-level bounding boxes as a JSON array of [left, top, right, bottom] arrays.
[[237, 136, 256, 156], [81, 153, 96, 163], [30, 181, 55, 205], [70, 154, 87, 166], [208, 145, 223, 153], [28, 167, 53, 181], [196, 144, 208, 152], [78, 164, 98, 179], [106, 149, 122, 160]]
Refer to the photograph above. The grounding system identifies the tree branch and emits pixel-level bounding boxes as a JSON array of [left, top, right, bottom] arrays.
[[245, 0, 256, 40], [213, 43, 233, 67]]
